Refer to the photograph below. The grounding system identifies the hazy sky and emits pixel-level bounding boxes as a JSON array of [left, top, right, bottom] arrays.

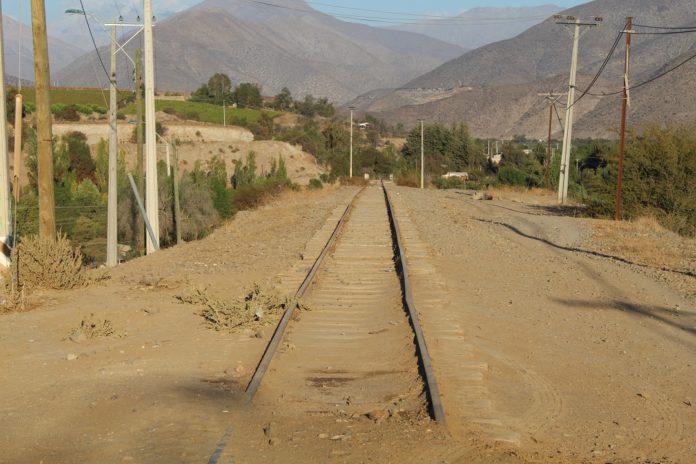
[[4, 0, 586, 25]]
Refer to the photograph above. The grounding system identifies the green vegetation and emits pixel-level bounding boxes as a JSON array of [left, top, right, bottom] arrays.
[[569, 126, 696, 237], [121, 99, 278, 125], [20, 88, 132, 107]]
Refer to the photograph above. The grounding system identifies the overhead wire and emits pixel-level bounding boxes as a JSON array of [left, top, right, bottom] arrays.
[[565, 20, 628, 109], [584, 50, 696, 97], [78, 0, 111, 82], [241, 0, 553, 26]]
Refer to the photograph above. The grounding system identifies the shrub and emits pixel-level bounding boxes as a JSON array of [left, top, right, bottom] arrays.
[[53, 105, 80, 121], [498, 166, 528, 187], [308, 178, 323, 190], [13, 234, 88, 290]]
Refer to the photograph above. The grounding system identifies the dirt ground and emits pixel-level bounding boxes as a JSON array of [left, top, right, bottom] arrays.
[[0, 185, 694, 463], [50, 120, 325, 186], [390, 186, 695, 464]]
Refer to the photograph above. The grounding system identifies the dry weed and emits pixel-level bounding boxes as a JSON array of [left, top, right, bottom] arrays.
[[177, 284, 304, 332], [68, 314, 116, 342], [13, 234, 87, 291]]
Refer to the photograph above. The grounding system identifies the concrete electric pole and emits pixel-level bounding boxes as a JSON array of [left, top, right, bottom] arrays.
[[555, 15, 602, 204], [31, 0, 55, 239], [348, 107, 354, 178], [106, 25, 118, 267], [0, 0, 12, 266], [143, 0, 159, 254], [615, 17, 633, 221]]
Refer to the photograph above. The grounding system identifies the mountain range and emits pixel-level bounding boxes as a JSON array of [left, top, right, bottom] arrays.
[[353, 0, 696, 138], [390, 5, 562, 50], [54, 0, 465, 103], [2, 14, 84, 82]]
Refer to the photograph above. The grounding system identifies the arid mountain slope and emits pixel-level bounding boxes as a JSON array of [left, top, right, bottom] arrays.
[[407, 0, 696, 89], [391, 5, 562, 50], [2, 15, 84, 80], [56, 0, 463, 103], [354, 0, 696, 138]]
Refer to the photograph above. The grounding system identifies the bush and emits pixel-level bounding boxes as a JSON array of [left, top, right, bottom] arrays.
[[432, 177, 466, 190], [339, 176, 368, 187], [13, 234, 88, 290], [308, 178, 323, 190], [498, 166, 528, 187], [53, 105, 80, 121]]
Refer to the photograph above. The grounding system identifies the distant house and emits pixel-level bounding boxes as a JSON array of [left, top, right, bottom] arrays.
[[487, 154, 503, 165], [442, 172, 469, 180]]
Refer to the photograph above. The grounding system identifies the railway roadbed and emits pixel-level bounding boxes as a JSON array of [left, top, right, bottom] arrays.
[[253, 185, 428, 419]]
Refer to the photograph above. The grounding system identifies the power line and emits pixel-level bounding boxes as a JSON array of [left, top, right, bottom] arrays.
[[633, 23, 696, 30], [78, 0, 110, 82], [585, 50, 696, 97], [567, 20, 628, 109], [629, 29, 696, 35], [241, 0, 553, 25]]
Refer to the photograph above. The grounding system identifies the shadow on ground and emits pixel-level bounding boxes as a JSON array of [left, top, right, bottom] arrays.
[[476, 218, 696, 278]]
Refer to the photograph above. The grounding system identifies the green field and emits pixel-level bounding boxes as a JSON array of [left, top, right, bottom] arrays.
[[17, 88, 280, 125], [121, 99, 280, 125], [19, 88, 133, 108]]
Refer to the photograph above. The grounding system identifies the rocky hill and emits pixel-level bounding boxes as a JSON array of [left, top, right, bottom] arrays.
[[55, 0, 464, 103]]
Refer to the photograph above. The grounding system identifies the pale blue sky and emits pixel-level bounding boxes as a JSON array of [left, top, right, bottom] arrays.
[[4, 0, 586, 25]]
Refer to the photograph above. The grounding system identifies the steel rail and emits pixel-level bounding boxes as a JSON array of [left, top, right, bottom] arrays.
[[244, 188, 364, 401], [382, 182, 447, 425]]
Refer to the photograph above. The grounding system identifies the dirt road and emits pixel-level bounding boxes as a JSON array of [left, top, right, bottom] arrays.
[[390, 186, 695, 463], [0, 185, 693, 463]]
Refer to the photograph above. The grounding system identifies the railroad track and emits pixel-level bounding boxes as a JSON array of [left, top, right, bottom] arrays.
[[245, 183, 445, 423]]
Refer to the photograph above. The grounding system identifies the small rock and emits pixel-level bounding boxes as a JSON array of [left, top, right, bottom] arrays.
[[366, 409, 388, 423], [684, 399, 692, 407], [254, 330, 264, 339], [317, 433, 329, 439], [66, 353, 78, 361], [234, 365, 244, 374]]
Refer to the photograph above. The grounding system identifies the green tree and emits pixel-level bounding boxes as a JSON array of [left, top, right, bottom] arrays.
[[208, 73, 233, 105], [273, 87, 293, 111], [233, 83, 262, 108]]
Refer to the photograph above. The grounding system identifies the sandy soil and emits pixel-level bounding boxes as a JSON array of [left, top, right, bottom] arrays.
[[390, 185, 695, 464], [1, 185, 693, 463]]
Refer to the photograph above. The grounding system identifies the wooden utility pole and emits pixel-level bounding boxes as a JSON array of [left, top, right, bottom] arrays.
[[0, 0, 12, 266], [615, 17, 633, 221], [31, 0, 55, 238], [419, 119, 425, 189], [538, 92, 566, 188], [171, 136, 181, 245]]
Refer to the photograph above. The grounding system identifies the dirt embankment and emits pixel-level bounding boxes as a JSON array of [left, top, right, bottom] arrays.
[[52, 120, 324, 186]]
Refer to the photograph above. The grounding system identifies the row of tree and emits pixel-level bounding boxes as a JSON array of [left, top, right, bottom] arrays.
[[190, 73, 336, 118]]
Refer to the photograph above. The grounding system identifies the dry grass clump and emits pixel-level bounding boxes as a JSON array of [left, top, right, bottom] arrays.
[[68, 314, 116, 342], [177, 284, 303, 332], [591, 216, 696, 273], [13, 234, 87, 291]]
